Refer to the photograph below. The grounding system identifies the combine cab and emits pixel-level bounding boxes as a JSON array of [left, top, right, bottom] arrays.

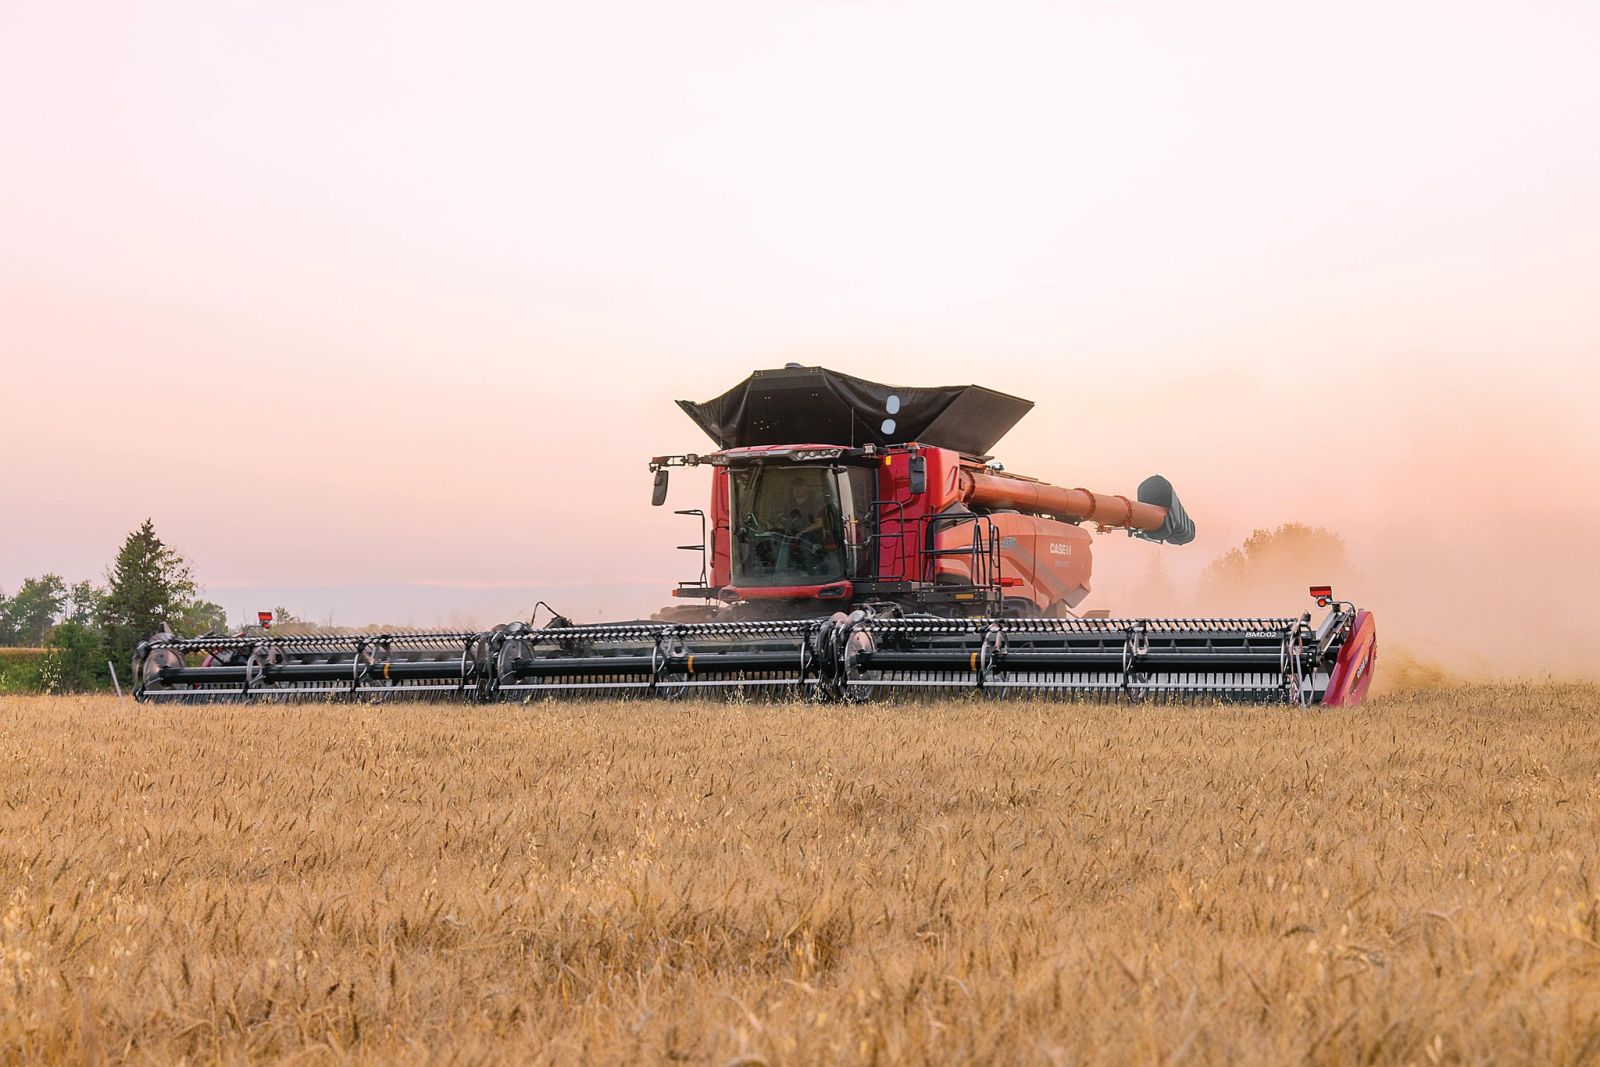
[[134, 366, 1376, 706]]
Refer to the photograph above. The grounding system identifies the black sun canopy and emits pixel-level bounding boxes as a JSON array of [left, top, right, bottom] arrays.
[[678, 366, 1034, 456]]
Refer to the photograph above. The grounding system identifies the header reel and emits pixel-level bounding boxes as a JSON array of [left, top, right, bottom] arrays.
[[134, 589, 1372, 707]]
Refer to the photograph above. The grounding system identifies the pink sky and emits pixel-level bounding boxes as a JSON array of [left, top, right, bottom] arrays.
[[2, 2, 1597, 674]]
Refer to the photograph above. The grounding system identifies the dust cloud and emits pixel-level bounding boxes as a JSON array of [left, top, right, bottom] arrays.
[[1104, 518, 1598, 691]]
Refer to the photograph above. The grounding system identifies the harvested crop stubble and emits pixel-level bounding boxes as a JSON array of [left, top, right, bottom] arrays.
[[1, 688, 1598, 1064]]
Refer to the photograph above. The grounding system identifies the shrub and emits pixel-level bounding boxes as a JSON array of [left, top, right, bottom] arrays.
[[47, 621, 113, 693], [0, 648, 57, 694]]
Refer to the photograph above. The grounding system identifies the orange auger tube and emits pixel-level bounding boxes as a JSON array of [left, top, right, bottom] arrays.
[[958, 470, 1169, 533]]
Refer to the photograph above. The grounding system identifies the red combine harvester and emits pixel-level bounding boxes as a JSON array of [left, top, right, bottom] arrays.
[[134, 366, 1376, 705], [652, 368, 1195, 621]]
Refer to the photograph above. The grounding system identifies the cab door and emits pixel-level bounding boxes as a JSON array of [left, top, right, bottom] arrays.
[[834, 467, 876, 579]]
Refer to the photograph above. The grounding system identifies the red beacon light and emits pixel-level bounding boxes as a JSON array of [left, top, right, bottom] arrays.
[[1310, 586, 1334, 608]]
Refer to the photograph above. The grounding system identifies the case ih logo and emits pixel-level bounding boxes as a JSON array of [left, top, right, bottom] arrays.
[[1048, 543, 1072, 556]]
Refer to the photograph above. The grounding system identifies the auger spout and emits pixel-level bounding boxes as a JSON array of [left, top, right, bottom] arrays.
[[957, 469, 1194, 543]]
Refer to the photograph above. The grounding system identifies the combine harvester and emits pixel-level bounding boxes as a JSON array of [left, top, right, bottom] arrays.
[[134, 366, 1376, 705]]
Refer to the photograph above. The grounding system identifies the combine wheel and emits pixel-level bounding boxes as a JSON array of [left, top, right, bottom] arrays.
[[1121, 624, 1151, 702], [1280, 623, 1311, 708], [496, 634, 535, 693], [352, 642, 378, 693], [809, 613, 850, 699], [796, 626, 821, 695], [245, 645, 287, 691], [138, 646, 187, 693], [364, 640, 394, 691], [468, 632, 497, 700], [653, 636, 691, 700], [1003, 598, 1041, 619], [839, 626, 877, 703], [978, 624, 1006, 694]]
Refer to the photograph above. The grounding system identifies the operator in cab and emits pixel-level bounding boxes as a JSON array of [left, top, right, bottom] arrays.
[[733, 467, 846, 584], [783, 481, 829, 573]]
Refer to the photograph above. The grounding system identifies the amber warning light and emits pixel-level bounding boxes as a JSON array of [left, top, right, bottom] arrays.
[[1310, 586, 1334, 607]]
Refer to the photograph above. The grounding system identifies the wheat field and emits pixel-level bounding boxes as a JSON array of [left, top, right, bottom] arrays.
[[1, 687, 1597, 1065]]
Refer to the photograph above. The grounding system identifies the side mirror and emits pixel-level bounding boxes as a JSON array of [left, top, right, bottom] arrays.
[[908, 455, 927, 495], [651, 468, 669, 507]]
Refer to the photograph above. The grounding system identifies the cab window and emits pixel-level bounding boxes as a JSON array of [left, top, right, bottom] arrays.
[[730, 466, 845, 585]]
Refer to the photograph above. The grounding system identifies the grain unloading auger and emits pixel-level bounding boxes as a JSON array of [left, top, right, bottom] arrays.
[[133, 366, 1377, 706]]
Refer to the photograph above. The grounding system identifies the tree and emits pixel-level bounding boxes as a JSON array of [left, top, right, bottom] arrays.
[[65, 581, 103, 626], [1125, 554, 1183, 616], [46, 621, 111, 692], [0, 574, 68, 646], [1198, 523, 1350, 614], [177, 599, 229, 635], [98, 520, 200, 671]]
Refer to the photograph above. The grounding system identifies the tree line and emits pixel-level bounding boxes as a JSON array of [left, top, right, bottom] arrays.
[[0, 520, 227, 693]]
